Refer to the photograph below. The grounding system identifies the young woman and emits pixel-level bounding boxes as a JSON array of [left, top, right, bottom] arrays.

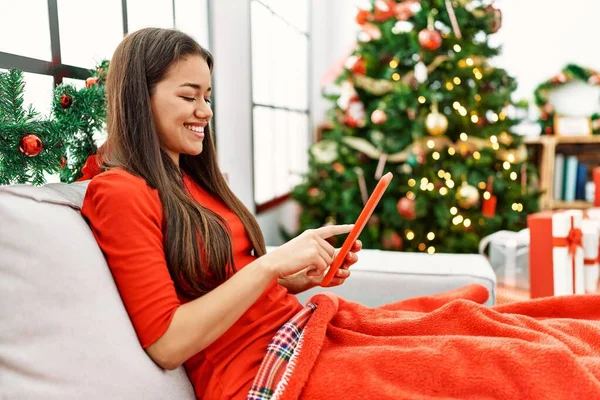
[[82, 28, 600, 400], [81, 28, 361, 399]]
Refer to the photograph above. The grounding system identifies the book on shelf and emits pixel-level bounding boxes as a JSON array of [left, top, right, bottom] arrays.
[[563, 155, 578, 202], [576, 162, 588, 201], [554, 153, 565, 201]]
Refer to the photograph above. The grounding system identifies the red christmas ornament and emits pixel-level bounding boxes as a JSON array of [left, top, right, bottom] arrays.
[[487, 5, 503, 33], [397, 197, 416, 220], [482, 177, 497, 218], [418, 28, 442, 51], [60, 156, 67, 167], [308, 187, 321, 197], [368, 214, 380, 228], [382, 230, 403, 250], [332, 162, 345, 174], [373, 0, 396, 22], [19, 134, 44, 157], [86, 77, 99, 88], [395, 0, 420, 21], [356, 9, 371, 25], [352, 58, 366, 75], [545, 126, 554, 135], [60, 94, 73, 109]]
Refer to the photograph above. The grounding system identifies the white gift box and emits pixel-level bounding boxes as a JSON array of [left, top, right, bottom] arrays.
[[479, 229, 529, 288], [582, 219, 599, 293]]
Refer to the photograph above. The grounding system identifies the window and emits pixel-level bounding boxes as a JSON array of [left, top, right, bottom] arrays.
[[0, 0, 210, 136], [250, 0, 311, 212]]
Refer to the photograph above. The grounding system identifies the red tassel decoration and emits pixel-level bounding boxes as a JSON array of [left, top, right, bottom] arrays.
[[482, 176, 497, 218]]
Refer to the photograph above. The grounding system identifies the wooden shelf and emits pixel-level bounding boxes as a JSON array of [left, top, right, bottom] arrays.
[[552, 200, 594, 210], [524, 135, 600, 145], [524, 134, 600, 210]]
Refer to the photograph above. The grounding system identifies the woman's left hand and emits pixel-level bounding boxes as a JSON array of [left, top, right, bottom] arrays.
[[279, 240, 362, 294]]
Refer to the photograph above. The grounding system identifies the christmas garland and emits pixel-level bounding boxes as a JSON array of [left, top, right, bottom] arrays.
[[534, 63, 600, 135], [0, 61, 108, 185]]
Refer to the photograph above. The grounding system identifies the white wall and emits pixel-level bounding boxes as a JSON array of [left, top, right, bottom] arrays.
[[492, 0, 600, 103], [210, 0, 255, 210], [311, 0, 359, 125]]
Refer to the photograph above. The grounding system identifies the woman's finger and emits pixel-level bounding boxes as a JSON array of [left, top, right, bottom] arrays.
[[316, 235, 336, 258], [315, 241, 333, 266]]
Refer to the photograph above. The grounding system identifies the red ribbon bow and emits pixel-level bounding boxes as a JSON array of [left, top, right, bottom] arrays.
[[552, 215, 583, 293]]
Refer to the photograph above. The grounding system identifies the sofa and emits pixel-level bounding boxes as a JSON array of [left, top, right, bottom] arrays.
[[0, 181, 496, 399]]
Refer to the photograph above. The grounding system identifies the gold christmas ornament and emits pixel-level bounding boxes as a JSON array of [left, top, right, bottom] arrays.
[[457, 181, 480, 209], [425, 103, 448, 136]]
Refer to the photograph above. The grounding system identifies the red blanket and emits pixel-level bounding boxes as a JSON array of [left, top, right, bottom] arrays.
[[278, 284, 600, 399]]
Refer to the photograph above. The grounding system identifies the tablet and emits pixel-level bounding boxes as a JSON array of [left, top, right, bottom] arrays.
[[320, 172, 393, 287]]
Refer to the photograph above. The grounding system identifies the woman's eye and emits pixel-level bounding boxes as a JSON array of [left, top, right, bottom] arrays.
[[181, 96, 196, 102], [205, 98, 212, 105]]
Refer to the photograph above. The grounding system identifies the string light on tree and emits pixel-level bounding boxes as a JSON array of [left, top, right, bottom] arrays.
[[453, 215, 464, 225]]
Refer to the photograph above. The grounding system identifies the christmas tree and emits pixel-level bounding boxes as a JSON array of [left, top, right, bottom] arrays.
[[290, 0, 541, 253], [0, 61, 107, 185]]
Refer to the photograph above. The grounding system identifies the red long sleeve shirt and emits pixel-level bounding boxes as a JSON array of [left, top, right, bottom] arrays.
[[81, 168, 302, 399]]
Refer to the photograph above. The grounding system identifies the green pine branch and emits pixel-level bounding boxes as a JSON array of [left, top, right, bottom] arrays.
[[0, 69, 27, 124]]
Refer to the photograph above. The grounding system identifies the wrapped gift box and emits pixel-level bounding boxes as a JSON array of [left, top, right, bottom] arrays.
[[582, 220, 599, 293], [527, 210, 585, 298], [479, 229, 529, 289]]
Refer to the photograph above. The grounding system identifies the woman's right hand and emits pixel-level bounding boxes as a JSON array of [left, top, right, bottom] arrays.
[[262, 224, 354, 279]]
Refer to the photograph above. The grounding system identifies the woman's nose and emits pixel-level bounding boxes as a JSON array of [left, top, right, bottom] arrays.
[[194, 102, 213, 120]]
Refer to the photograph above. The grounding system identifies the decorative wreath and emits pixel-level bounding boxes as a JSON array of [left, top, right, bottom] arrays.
[[533, 63, 600, 135]]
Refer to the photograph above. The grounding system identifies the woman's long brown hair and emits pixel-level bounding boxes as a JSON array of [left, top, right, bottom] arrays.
[[102, 28, 266, 297]]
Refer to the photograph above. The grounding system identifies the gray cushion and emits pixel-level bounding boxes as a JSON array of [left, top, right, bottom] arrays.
[[0, 182, 195, 400]]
